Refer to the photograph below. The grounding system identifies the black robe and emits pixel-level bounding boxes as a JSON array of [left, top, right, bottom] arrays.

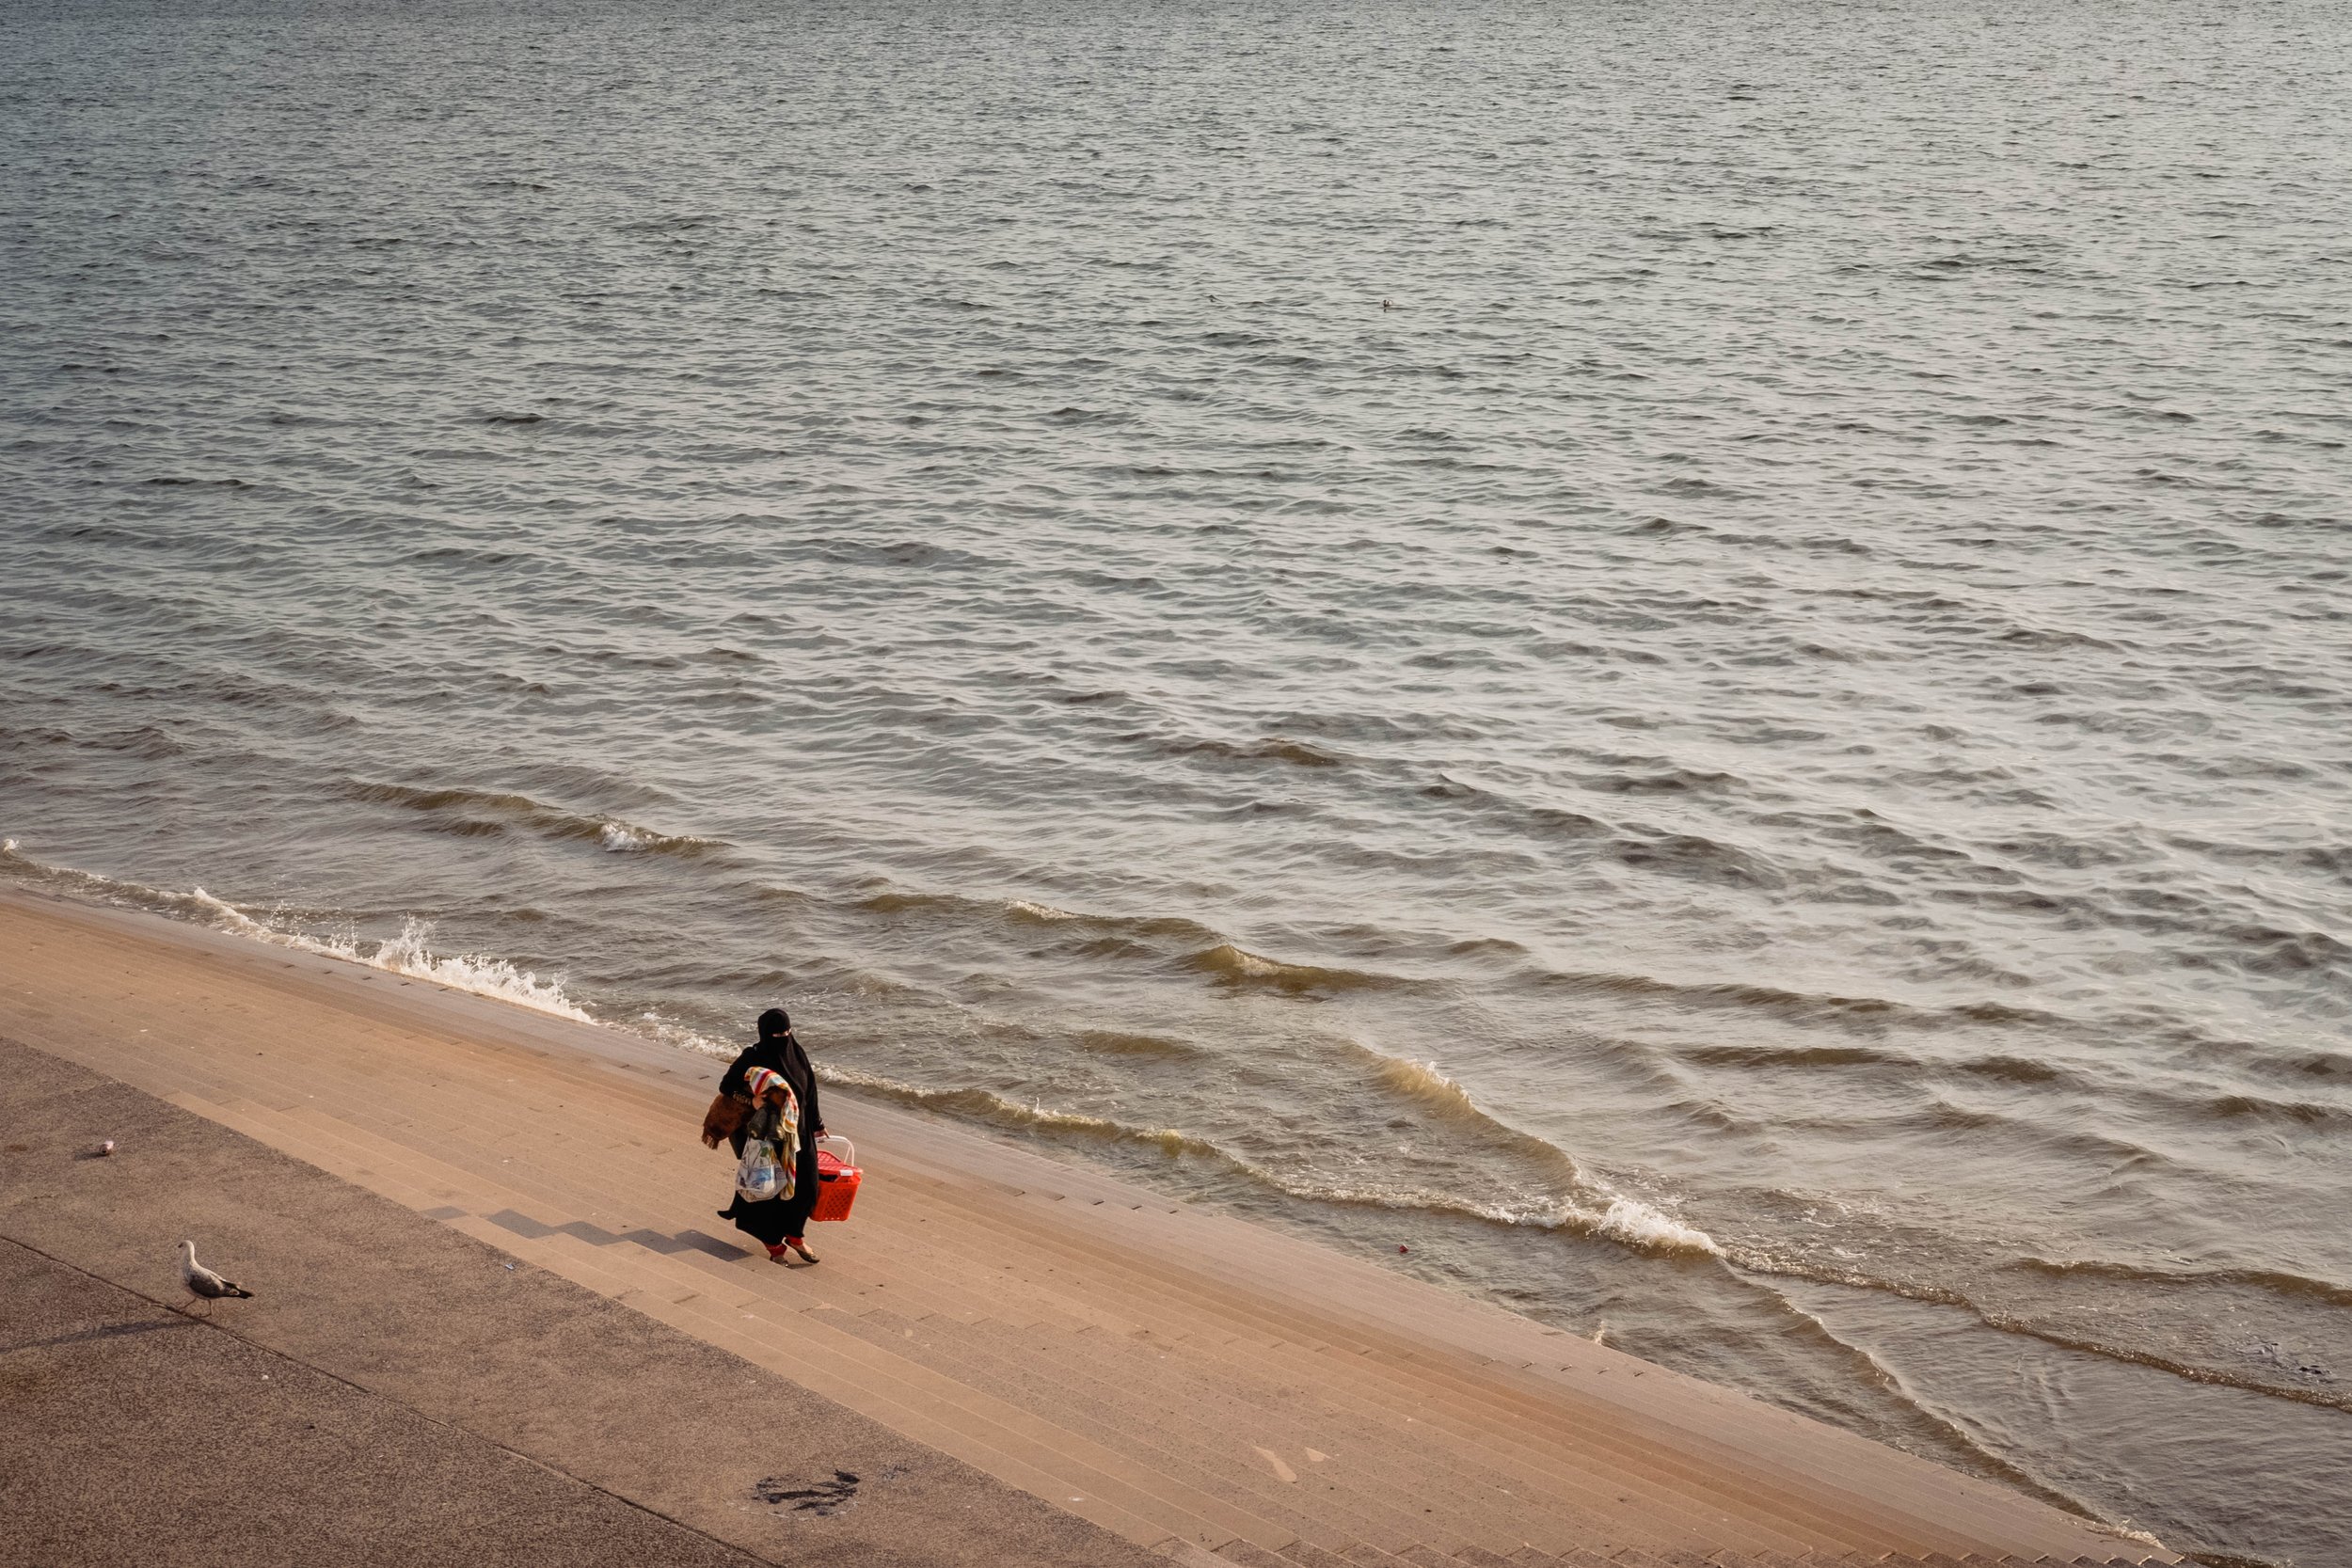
[[717, 1031, 823, 1243]]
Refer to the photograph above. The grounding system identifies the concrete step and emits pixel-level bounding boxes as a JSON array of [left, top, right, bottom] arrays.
[[159, 1043, 1735, 1557], [572, 1239, 1288, 1552], [134, 1053, 1916, 1558], [877, 1169, 1845, 1555], [882, 1244, 1743, 1554], [213, 1095, 1285, 1557], [184, 1064, 1876, 1561], [1447, 1548, 1531, 1568], [233, 1081, 1947, 1568], [987, 1311, 1582, 1552], [182, 1071, 1705, 1563], [179, 1094, 1190, 1544], [1218, 1539, 1332, 1568], [878, 1166, 2053, 1560], [50, 946, 2168, 1568], [1287, 1544, 1397, 1568], [851, 1307, 1497, 1558], [465, 1203, 1229, 1555]]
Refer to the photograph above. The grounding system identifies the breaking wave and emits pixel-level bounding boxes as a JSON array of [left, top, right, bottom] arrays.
[[0, 841, 595, 1023], [1185, 942, 1410, 995], [1368, 1050, 1492, 1120], [623, 1012, 741, 1062], [1074, 1027, 1206, 1058], [1342, 1037, 1721, 1254], [2, 836, 187, 908], [1232, 1167, 1724, 1258], [814, 1064, 1224, 1159], [186, 891, 595, 1022], [1594, 1195, 1724, 1255], [1346, 1037, 1583, 1171], [805, 1048, 1724, 1259], [846, 886, 1442, 1004], [850, 888, 1424, 1000], [342, 779, 720, 860]]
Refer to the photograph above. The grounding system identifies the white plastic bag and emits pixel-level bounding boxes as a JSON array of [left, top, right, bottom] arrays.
[[736, 1137, 785, 1203]]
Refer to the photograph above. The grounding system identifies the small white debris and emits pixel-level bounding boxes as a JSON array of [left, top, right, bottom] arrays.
[[1253, 1447, 1298, 1484]]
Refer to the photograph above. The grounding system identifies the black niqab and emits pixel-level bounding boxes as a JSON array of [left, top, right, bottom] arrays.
[[720, 1010, 818, 1125]]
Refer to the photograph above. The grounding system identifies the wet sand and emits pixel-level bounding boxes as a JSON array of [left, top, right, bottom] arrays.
[[0, 888, 2173, 1566]]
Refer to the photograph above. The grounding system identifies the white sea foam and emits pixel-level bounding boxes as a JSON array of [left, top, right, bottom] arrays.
[[2095, 1525, 2172, 1552], [1333, 1034, 1721, 1254], [189, 887, 273, 936], [593, 818, 718, 855], [1, 836, 600, 1025], [187, 888, 594, 1022], [813, 1061, 934, 1098], [1589, 1194, 1723, 1257], [364, 917, 594, 1020], [630, 1011, 740, 1060], [1257, 1179, 1720, 1257]]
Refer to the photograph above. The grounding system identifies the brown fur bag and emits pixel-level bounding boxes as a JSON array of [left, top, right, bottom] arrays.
[[701, 1092, 749, 1149]]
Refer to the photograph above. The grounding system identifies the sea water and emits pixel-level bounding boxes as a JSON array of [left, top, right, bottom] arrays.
[[4, 1, 2348, 1560]]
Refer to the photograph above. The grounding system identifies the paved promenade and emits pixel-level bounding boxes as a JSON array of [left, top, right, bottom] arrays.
[[0, 890, 2171, 1567], [0, 1040, 1155, 1568]]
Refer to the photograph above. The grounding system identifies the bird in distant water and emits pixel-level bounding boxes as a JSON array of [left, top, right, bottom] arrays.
[[178, 1240, 254, 1311]]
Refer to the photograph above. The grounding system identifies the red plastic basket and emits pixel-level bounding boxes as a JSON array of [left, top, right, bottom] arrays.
[[811, 1135, 861, 1223]]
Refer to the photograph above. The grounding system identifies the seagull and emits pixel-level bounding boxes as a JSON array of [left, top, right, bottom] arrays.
[[178, 1241, 254, 1312]]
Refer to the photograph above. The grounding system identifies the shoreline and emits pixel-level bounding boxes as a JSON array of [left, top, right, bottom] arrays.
[[0, 885, 2174, 1565]]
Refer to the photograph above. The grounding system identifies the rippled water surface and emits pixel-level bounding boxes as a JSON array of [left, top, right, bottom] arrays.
[[5, 0, 2350, 1560]]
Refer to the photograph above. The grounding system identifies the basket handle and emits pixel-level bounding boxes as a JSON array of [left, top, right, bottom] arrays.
[[815, 1132, 854, 1168]]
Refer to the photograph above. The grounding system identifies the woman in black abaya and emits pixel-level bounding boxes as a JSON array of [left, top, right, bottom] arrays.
[[716, 1007, 826, 1263]]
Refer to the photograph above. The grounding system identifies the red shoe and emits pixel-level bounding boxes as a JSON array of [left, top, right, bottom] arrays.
[[765, 1243, 791, 1264]]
